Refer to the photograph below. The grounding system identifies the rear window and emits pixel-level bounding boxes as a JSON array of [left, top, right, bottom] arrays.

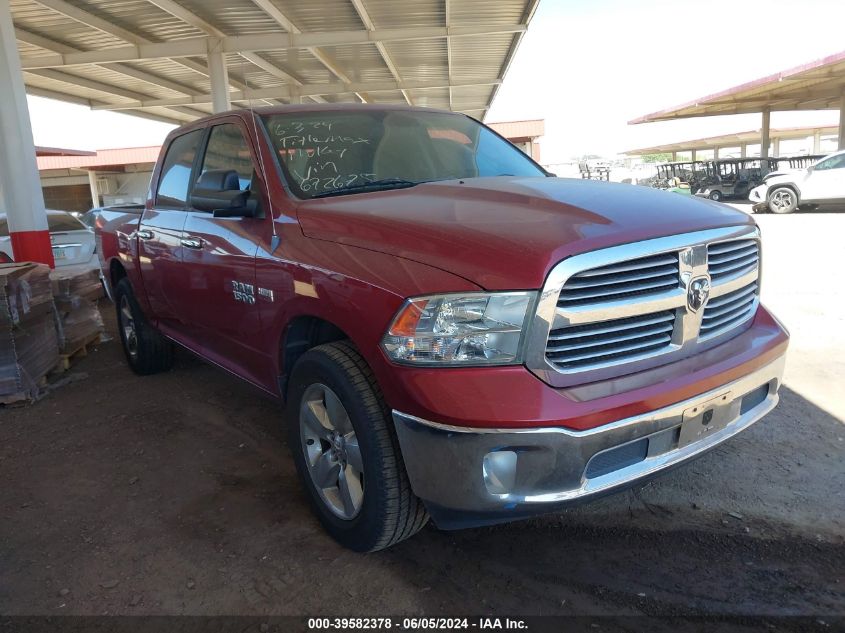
[[47, 213, 87, 232]]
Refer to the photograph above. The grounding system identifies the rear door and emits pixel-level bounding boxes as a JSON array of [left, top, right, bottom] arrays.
[[138, 128, 204, 329], [175, 119, 274, 387]]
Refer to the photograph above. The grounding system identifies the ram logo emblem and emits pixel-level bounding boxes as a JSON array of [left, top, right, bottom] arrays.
[[687, 277, 711, 313]]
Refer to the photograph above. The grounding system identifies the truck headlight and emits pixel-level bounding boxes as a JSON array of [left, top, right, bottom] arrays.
[[381, 292, 536, 365]]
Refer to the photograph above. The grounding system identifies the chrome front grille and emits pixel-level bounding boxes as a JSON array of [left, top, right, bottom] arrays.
[[546, 310, 675, 370], [700, 281, 758, 338], [707, 239, 759, 283], [557, 253, 680, 306], [527, 226, 761, 387]]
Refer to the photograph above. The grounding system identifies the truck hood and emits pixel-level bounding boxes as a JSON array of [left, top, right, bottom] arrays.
[[297, 177, 755, 290]]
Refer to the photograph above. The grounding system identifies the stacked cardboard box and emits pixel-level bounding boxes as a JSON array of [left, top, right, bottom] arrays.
[[50, 268, 104, 353], [0, 263, 60, 404]]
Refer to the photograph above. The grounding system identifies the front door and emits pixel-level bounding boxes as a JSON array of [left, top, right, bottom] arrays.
[[802, 154, 845, 202], [138, 129, 204, 329], [176, 120, 274, 388]]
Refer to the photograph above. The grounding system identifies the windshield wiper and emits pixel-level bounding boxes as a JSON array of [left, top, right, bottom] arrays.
[[311, 178, 419, 198]]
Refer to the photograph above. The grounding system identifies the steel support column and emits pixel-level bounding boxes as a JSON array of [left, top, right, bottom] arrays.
[[761, 109, 771, 159], [87, 170, 100, 208], [740, 144, 747, 158], [0, 0, 54, 266], [207, 48, 231, 113], [839, 93, 845, 150]]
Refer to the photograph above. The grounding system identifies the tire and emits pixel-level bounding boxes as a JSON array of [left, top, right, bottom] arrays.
[[114, 278, 174, 375], [286, 341, 428, 551], [708, 190, 722, 201], [767, 187, 799, 214]]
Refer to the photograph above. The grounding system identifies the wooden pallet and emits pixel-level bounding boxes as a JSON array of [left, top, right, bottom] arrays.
[[0, 375, 48, 406], [55, 332, 103, 373]]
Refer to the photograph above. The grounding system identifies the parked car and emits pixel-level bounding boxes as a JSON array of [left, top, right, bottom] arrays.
[[79, 203, 145, 230], [749, 150, 845, 213], [97, 104, 788, 551], [0, 209, 99, 273]]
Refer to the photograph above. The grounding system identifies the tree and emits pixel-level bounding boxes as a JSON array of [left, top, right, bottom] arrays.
[[640, 153, 673, 163]]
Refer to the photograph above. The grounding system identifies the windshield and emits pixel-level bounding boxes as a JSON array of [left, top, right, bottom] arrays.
[[261, 110, 546, 199]]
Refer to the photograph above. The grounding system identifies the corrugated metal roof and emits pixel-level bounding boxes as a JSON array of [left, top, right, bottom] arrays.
[[37, 145, 161, 169], [624, 125, 840, 155], [13, 0, 540, 125], [631, 49, 845, 124]]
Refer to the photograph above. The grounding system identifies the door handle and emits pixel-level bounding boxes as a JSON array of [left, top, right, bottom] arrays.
[[180, 237, 203, 249], [137, 229, 153, 240]]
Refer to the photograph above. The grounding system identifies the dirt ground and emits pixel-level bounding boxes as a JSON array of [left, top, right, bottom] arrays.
[[1, 213, 843, 619]]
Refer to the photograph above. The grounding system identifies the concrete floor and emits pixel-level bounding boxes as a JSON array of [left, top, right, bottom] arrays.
[[0, 210, 843, 618]]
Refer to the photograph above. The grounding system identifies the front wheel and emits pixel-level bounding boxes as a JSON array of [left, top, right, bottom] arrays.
[[708, 190, 722, 201], [768, 187, 798, 214], [286, 341, 428, 551]]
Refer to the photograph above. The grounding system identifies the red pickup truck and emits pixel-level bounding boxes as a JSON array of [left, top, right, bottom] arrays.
[[97, 104, 788, 551]]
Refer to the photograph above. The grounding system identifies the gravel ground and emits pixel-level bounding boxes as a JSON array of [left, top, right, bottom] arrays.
[[0, 211, 843, 619]]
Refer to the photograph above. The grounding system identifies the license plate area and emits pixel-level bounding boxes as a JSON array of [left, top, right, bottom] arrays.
[[678, 391, 734, 449], [52, 247, 67, 259]]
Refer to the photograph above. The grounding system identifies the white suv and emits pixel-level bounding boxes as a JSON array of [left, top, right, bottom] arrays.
[[749, 149, 845, 213]]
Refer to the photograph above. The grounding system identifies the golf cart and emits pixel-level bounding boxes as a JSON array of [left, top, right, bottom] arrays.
[[694, 158, 777, 201], [654, 161, 707, 194]]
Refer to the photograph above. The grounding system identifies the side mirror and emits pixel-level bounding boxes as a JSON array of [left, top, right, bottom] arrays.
[[191, 169, 259, 218]]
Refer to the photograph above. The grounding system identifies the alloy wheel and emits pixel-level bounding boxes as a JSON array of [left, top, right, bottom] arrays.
[[771, 190, 795, 212], [299, 383, 364, 519], [119, 295, 139, 360]]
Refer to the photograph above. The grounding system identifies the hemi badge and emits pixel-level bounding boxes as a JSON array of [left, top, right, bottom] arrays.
[[258, 287, 274, 302]]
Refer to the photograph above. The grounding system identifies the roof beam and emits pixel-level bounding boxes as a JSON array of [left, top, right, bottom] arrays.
[[16, 25, 204, 122], [140, 1, 276, 103], [239, 51, 303, 87], [34, 0, 145, 45], [349, 0, 412, 105], [31, 0, 246, 95], [20, 25, 527, 69], [143, 0, 226, 38], [249, 0, 369, 103], [92, 78, 502, 110], [26, 85, 91, 107], [16, 26, 199, 96]]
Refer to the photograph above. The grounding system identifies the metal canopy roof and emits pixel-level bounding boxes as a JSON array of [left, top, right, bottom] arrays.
[[625, 124, 839, 155], [12, 0, 539, 125], [629, 50, 845, 124]]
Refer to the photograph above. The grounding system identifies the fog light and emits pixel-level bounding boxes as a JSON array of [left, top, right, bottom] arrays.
[[483, 450, 517, 494]]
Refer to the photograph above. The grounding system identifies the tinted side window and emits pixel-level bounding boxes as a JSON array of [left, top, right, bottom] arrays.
[[156, 129, 203, 207], [199, 124, 255, 190], [816, 154, 845, 171]]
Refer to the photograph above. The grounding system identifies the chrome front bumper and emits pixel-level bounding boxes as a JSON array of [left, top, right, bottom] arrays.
[[392, 354, 785, 529]]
